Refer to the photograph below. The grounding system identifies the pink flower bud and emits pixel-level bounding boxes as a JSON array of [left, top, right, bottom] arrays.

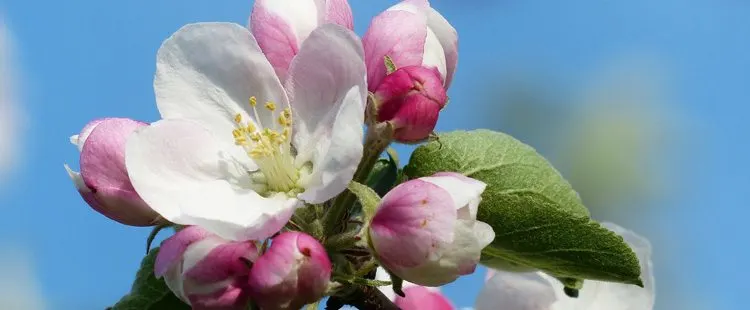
[[375, 268, 455, 310], [396, 286, 455, 310], [250, 0, 354, 80], [155, 226, 259, 310], [363, 0, 458, 91], [374, 66, 447, 143], [65, 118, 163, 226], [369, 172, 495, 286], [248, 232, 331, 310]]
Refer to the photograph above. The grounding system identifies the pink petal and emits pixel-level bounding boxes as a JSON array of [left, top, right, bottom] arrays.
[[80, 118, 146, 198], [425, 7, 458, 88], [370, 179, 456, 269], [395, 286, 455, 310], [362, 10, 427, 91], [325, 0, 354, 30], [72, 118, 108, 151], [294, 232, 332, 301], [79, 118, 159, 226], [285, 24, 366, 204], [188, 281, 250, 310], [250, 0, 300, 80], [248, 232, 331, 310], [185, 241, 258, 283], [155, 226, 211, 277]]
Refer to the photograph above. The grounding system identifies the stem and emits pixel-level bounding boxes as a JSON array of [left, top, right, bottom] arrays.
[[326, 285, 401, 310], [325, 123, 393, 236]]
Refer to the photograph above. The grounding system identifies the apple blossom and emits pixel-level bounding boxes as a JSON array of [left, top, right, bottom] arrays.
[[363, 0, 457, 91], [248, 231, 331, 310], [64, 118, 162, 226], [373, 65, 447, 142], [376, 268, 455, 310], [125, 23, 367, 241], [250, 0, 354, 80], [155, 226, 258, 310], [368, 172, 495, 286], [476, 223, 655, 310]]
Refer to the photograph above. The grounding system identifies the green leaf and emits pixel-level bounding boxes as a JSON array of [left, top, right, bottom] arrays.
[[347, 181, 382, 220], [110, 248, 191, 310], [404, 130, 643, 286], [365, 149, 400, 197]]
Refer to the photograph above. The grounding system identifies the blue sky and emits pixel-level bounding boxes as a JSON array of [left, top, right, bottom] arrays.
[[0, 0, 748, 309]]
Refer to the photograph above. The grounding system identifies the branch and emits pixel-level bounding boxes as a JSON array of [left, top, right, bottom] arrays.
[[326, 285, 400, 310]]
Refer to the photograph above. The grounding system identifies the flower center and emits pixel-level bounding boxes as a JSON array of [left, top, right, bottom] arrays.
[[232, 96, 299, 193]]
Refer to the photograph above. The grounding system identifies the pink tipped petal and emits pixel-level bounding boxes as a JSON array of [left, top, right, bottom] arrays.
[[294, 233, 333, 300], [325, 0, 354, 30], [370, 174, 493, 286], [285, 24, 366, 204], [363, 10, 427, 90], [72, 118, 108, 151], [185, 241, 258, 283], [155, 226, 212, 277], [188, 284, 248, 310], [386, 1, 456, 87], [74, 118, 161, 226], [160, 229, 256, 310], [250, 0, 302, 79], [426, 8, 458, 88], [249, 232, 331, 310], [80, 118, 147, 201], [395, 286, 455, 310], [370, 180, 456, 269]]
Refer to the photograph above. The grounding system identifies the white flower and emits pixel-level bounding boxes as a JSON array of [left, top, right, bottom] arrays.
[[125, 22, 367, 241], [476, 223, 655, 310]]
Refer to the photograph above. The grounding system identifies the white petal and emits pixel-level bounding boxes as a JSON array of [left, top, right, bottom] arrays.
[[425, 7, 458, 87], [126, 119, 298, 241], [164, 262, 189, 304], [420, 174, 486, 220], [421, 28, 448, 81], [64, 164, 90, 192], [386, 0, 448, 81], [154, 22, 289, 150], [285, 24, 366, 203], [476, 270, 557, 310], [438, 219, 494, 273], [552, 224, 655, 310]]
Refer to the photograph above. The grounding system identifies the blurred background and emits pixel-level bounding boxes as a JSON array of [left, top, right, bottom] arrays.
[[0, 0, 746, 309]]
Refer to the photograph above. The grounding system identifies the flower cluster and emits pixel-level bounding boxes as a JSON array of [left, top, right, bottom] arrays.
[[64, 0, 654, 309]]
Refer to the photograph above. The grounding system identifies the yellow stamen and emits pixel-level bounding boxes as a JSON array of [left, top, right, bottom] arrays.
[[231, 97, 298, 192], [265, 101, 276, 111]]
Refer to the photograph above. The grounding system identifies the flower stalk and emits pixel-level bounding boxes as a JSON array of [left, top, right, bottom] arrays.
[[325, 119, 394, 236]]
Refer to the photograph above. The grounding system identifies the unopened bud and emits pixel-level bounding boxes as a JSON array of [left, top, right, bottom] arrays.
[[65, 118, 164, 226], [374, 66, 447, 143], [248, 232, 331, 309], [155, 226, 258, 310], [368, 172, 495, 286]]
